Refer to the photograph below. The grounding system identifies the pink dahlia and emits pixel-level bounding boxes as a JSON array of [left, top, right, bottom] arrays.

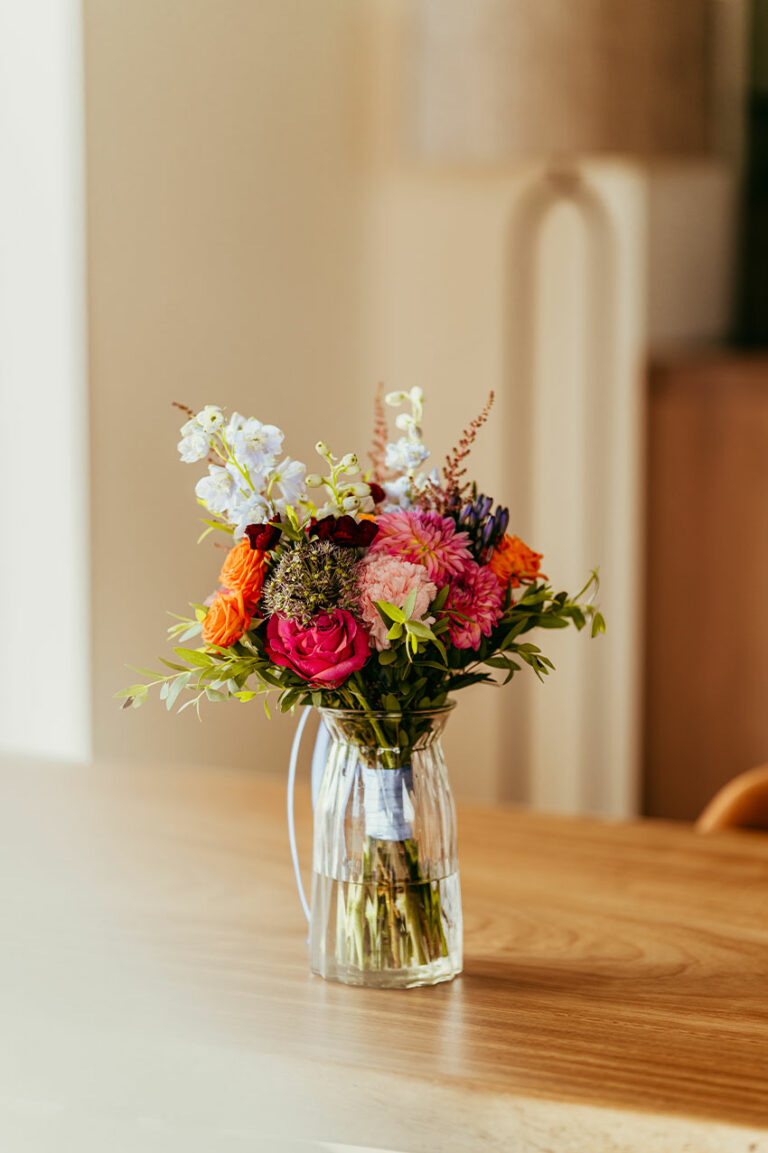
[[369, 510, 473, 585], [356, 553, 437, 651], [443, 562, 504, 650]]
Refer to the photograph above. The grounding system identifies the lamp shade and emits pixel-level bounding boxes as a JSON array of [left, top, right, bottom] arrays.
[[410, 0, 712, 162]]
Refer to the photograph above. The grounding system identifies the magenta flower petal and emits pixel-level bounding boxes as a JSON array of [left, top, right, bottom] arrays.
[[369, 510, 473, 584]]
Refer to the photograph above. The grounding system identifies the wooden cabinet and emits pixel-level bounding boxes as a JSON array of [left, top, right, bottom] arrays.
[[644, 354, 768, 819]]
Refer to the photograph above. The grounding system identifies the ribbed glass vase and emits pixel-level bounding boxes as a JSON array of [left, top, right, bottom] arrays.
[[309, 704, 462, 988]]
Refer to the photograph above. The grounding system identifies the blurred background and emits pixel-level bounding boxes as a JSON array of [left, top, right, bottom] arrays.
[[1, 0, 766, 822]]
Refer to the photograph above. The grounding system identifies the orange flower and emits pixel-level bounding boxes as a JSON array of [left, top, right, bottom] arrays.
[[202, 590, 251, 648], [489, 534, 546, 589], [219, 539, 266, 610]]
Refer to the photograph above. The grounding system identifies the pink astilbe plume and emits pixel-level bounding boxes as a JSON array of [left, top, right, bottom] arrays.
[[442, 392, 494, 501], [443, 561, 504, 650], [369, 509, 473, 585], [368, 383, 395, 482]]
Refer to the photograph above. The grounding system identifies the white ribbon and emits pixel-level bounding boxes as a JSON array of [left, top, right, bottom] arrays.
[[361, 765, 414, 841]]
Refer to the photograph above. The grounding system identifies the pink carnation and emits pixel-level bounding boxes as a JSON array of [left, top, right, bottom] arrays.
[[443, 562, 504, 650], [356, 554, 437, 651], [369, 510, 473, 585]]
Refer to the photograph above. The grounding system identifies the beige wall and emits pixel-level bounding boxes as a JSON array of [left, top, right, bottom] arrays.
[[86, 0, 519, 798], [86, 1, 741, 806], [86, 0, 365, 777]]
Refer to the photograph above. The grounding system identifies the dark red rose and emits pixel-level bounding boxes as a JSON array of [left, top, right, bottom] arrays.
[[368, 482, 386, 505], [308, 515, 379, 547], [245, 522, 282, 552]]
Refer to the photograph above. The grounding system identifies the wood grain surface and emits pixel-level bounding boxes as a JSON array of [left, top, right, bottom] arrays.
[[1, 755, 767, 1152]]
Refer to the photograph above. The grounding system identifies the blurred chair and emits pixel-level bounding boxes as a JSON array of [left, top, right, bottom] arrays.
[[697, 766, 768, 833]]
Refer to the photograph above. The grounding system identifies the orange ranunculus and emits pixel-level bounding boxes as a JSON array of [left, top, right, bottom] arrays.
[[219, 539, 266, 610], [489, 534, 546, 589], [202, 590, 251, 648]]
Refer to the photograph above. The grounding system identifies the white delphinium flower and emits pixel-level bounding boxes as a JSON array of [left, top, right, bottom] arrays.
[[232, 418, 284, 475], [179, 406, 305, 533], [269, 457, 307, 512], [225, 463, 258, 504], [195, 405, 225, 433], [224, 411, 247, 438], [385, 437, 430, 475], [382, 475, 413, 509], [177, 430, 210, 463], [382, 387, 431, 505], [195, 466, 235, 515], [230, 493, 271, 540], [225, 457, 270, 504]]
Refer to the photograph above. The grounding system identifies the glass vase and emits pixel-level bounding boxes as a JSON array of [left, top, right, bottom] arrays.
[[309, 704, 462, 988]]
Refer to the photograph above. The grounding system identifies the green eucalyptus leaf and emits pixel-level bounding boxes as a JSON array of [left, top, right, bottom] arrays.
[[174, 647, 214, 668], [205, 686, 229, 703], [114, 684, 150, 699], [167, 672, 192, 710]]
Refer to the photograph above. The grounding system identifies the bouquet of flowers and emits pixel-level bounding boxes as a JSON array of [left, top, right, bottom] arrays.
[[122, 387, 602, 716], [120, 387, 603, 984]]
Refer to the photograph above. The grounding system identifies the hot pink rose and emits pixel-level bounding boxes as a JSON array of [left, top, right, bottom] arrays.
[[265, 610, 370, 688]]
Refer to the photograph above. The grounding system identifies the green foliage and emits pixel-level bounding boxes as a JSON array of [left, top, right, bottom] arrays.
[[116, 572, 605, 718]]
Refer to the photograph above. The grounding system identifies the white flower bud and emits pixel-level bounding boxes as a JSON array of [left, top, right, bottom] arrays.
[[315, 440, 330, 456], [409, 387, 425, 404], [341, 495, 359, 511], [395, 413, 416, 432], [345, 482, 371, 497], [339, 452, 357, 469], [385, 391, 408, 406], [305, 474, 325, 488]]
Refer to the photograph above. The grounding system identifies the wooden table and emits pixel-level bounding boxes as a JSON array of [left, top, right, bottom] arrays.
[[2, 757, 767, 1152]]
